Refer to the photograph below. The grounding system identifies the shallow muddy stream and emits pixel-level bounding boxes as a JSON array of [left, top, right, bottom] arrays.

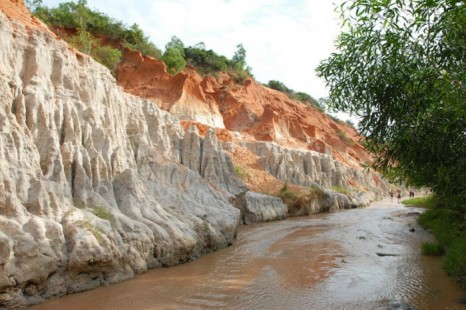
[[33, 199, 465, 309]]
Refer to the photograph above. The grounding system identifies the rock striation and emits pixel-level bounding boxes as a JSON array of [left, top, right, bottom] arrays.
[[241, 141, 388, 194], [0, 5, 246, 307], [181, 126, 246, 195]]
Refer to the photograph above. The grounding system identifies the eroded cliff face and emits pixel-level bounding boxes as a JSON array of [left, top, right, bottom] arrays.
[[0, 2, 245, 307], [240, 141, 387, 193], [117, 54, 226, 129], [0, 1, 388, 308], [116, 51, 371, 169], [116, 46, 387, 200]]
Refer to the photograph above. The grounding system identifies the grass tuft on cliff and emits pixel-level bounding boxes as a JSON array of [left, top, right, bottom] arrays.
[[275, 183, 306, 210], [309, 185, 326, 199], [93, 206, 113, 222], [234, 165, 250, 181], [331, 185, 351, 195]]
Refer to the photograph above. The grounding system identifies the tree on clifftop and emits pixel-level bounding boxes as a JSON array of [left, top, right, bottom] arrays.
[[231, 43, 247, 71], [231, 44, 254, 80], [317, 0, 465, 210], [162, 36, 186, 75]]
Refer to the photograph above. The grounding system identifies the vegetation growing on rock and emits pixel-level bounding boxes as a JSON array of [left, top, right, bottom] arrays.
[[266, 80, 325, 111], [28, 0, 162, 58]]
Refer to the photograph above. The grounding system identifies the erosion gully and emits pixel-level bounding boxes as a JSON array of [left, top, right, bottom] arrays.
[[32, 198, 465, 309]]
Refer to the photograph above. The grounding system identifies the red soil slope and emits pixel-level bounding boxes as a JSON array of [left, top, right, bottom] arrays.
[[116, 49, 371, 168]]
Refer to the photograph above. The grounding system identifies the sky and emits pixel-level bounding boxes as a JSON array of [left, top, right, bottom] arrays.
[[39, 0, 350, 119]]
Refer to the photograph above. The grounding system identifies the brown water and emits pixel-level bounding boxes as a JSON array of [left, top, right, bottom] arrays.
[[33, 199, 465, 309]]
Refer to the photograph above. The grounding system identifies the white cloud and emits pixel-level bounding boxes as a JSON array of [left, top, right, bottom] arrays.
[[41, 0, 343, 99]]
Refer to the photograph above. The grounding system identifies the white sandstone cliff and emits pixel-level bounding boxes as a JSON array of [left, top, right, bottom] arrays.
[[242, 141, 388, 194], [0, 8, 245, 308]]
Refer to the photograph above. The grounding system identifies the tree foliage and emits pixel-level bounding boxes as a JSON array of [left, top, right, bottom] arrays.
[[182, 41, 254, 81], [93, 45, 122, 72], [29, 0, 162, 58], [30, 1, 254, 78], [123, 24, 162, 58], [317, 0, 465, 210], [266, 81, 323, 111], [231, 43, 247, 71], [267, 80, 294, 95], [67, 28, 122, 73], [162, 36, 186, 75], [184, 42, 230, 74], [230, 44, 254, 80]]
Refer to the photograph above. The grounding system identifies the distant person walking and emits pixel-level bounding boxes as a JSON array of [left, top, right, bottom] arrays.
[[397, 192, 401, 204]]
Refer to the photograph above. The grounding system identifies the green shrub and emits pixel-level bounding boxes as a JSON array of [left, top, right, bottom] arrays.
[[421, 242, 445, 256], [93, 45, 122, 72], [231, 70, 249, 83], [443, 239, 466, 287], [417, 208, 459, 246], [276, 183, 299, 200], [68, 28, 97, 55], [127, 39, 162, 59], [231, 43, 247, 72], [162, 48, 185, 75], [123, 24, 162, 58], [162, 36, 186, 75], [295, 92, 324, 111], [265, 81, 323, 111], [267, 80, 294, 96], [327, 114, 342, 124], [417, 207, 466, 288], [184, 44, 230, 73], [67, 28, 122, 72], [402, 195, 437, 208], [30, 1, 162, 59], [276, 183, 317, 213], [309, 185, 326, 199]]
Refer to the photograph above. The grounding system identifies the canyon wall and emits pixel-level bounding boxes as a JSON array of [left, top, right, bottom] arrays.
[[0, 6, 247, 307], [0, 1, 387, 308], [241, 141, 387, 194]]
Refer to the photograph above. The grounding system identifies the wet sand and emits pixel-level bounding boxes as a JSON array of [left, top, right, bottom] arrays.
[[32, 198, 465, 309]]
